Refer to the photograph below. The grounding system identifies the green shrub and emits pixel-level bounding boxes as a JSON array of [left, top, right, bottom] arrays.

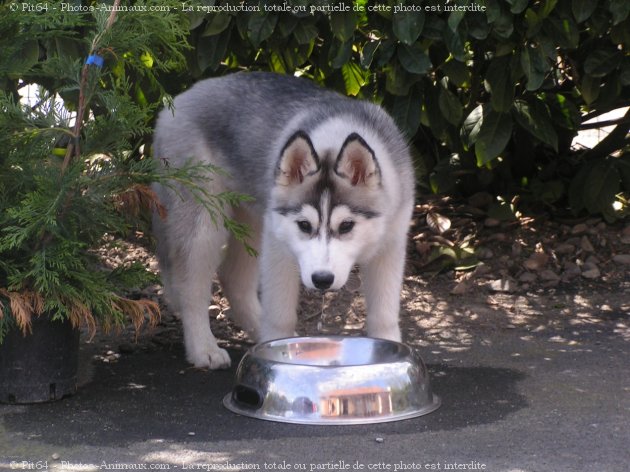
[[0, 1, 250, 341], [187, 0, 630, 221]]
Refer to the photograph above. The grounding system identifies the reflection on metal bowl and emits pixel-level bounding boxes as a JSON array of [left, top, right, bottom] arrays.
[[223, 336, 440, 425]]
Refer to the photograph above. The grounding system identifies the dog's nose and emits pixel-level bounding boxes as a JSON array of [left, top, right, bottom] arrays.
[[311, 271, 334, 290]]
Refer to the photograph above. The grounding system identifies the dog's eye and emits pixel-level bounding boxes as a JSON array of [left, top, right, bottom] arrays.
[[297, 220, 312, 234], [338, 220, 355, 235]]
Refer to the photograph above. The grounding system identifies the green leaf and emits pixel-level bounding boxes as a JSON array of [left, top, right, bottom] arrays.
[[520, 45, 547, 91], [442, 59, 470, 88], [385, 63, 419, 96], [467, 13, 491, 40], [461, 104, 485, 148], [475, 111, 513, 166], [584, 50, 623, 78], [485, 56, 515, 112], [493, 8, 515, 39], [580, 75, 601, 104], [443, 25, 465, 61], [330, 10, 356, 42], [329, 38, 353, 69], [202, 13, 231, 36], [393, 10, 425, 45], [571, 0, 597, 23], [390, 86, 423, 138], [543, 17, 579, 49], [438, 88, 463, 126], [293, 21, 319, 45], [196, 30, 230, 72], [360, 40, 380, 68], [609, 0, 630, 24], [525, 8, 542, 37], [594, 72, 622, 109], [397, 43, 431, 75], [448, 9, 466, 32], [341, 62, 366, 96], [247, 13, 278, 48], [540, 0, 559, 18], [424, 83, 447, 137], [506, 0, 529, 14], [512, 99, 558, 151], [545, 93, 581, 131], [583, 162, 621, 215]]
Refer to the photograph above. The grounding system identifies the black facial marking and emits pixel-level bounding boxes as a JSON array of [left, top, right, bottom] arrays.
[[274, 205, 303, 215]]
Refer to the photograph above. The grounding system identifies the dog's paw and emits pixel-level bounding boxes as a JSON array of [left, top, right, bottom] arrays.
[[188, 345, 231, 370]]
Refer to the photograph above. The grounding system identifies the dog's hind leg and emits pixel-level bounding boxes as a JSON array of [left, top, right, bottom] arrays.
[[218, 207, 262, 340], [166, 210, 232, 369]]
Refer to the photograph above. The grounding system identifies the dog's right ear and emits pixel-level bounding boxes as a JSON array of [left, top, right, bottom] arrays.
[[276, 131, 319, 186]]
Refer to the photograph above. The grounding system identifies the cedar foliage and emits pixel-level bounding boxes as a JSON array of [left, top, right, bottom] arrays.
[[0, 1, 250, 342]]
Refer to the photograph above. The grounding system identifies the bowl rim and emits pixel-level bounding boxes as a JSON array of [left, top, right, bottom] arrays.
[[246, 335, 416, 367]]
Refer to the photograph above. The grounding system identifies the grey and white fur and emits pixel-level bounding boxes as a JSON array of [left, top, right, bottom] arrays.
[[152, 72, 415, 369]]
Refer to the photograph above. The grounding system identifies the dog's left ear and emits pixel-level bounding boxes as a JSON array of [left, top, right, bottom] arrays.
[[335, 133, 381, 188], [276, 131, 320, 186]]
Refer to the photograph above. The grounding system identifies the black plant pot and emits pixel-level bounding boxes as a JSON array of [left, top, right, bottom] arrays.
[[0, 315, 80, 403]]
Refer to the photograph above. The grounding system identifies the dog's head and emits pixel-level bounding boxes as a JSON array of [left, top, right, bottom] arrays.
[[269, 129, 387, 291]]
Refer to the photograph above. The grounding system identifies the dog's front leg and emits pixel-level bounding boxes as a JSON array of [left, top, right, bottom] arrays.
[[360, 235, 407, 342], [258, 231, 301, 342]]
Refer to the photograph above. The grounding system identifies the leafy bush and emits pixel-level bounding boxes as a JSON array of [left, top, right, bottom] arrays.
[[186, 0, 630, 221]]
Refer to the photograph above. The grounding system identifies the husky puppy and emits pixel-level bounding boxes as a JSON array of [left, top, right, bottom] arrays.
[[152, 72, 414, 369]]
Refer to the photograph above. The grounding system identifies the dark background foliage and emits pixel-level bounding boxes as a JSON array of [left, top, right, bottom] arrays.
[[2, 0, 629, 221]]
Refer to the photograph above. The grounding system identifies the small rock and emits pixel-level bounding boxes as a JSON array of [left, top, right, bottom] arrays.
[[562, 266, 581, 282], [51, 453, 60, 460], [518, 272, 537, 283], [580, 236, 595, 252], [613, 254, 630, 265], [539, 269, 560, 281], [565, 236, 581, 246], [451, 280, 472, 295], [585, 255, 601, 265], [571, 223, 589, 235], [554, 243, 575, 255], [523, 252, 549, 271], [375, 437, 384, 443], [489, 278, 517, 293], [582, 267, 601, 279], [188, 432, 196, 436]]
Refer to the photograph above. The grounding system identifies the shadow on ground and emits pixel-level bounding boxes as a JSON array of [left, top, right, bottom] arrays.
[[3, 343, 527, 447]]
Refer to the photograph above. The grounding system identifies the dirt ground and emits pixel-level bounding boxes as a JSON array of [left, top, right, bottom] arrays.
[[94, 195, 630, 362]]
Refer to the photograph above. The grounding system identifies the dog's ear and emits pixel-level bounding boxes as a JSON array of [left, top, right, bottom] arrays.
[[335, 133, 381, 188], [276, 131, 319, 186]]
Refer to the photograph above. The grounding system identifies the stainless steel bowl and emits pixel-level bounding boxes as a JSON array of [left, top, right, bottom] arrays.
[[223, 336, 440, 425]]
